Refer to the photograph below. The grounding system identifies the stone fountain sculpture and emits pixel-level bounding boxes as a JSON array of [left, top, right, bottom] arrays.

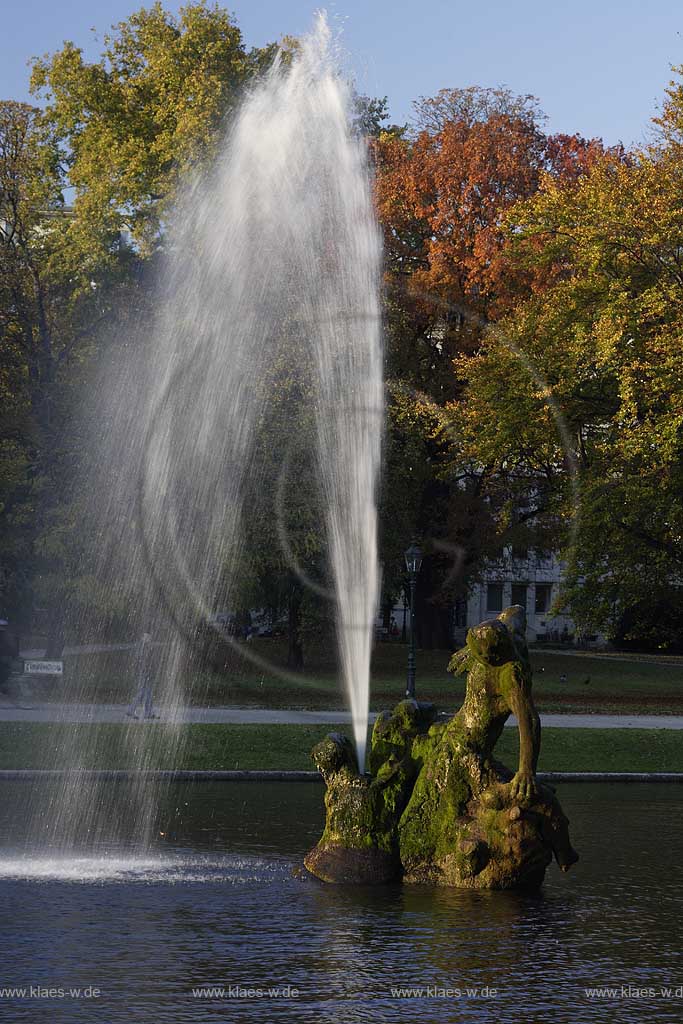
[[305, 606, 578, 888]]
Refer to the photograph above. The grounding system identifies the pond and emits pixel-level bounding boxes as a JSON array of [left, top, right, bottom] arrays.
[[0, 781, 681, 1023]]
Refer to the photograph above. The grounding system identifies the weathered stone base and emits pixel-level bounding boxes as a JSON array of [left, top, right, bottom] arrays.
[[303, 843, 401, 885], [304, 697, 579, 891], [401, 780, 576, 890], [305, 600, 581, 892]]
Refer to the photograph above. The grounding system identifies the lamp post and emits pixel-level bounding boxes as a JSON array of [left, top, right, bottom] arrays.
[[404, 541, 423, 700]]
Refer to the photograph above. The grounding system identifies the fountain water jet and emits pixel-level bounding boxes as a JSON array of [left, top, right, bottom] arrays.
[[140, 11, 384, 770], [26, 11, 382, 854]]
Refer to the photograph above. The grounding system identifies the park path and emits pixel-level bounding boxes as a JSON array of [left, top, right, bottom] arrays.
[[19, 642, 683, 666], [0, 703, 681, 729], [535, 648, 683, 666]]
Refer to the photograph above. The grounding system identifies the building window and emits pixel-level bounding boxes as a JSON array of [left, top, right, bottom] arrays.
[[486, 583, 503, 612], [535, 584, 552, 614], [511, 545, 528, 561], [511, 584, 527, 609]]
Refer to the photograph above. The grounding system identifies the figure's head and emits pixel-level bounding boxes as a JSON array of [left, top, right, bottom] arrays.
[[498, 605, 526, 637], [466, 618, 516, 667], [311, 732, 359, 781]]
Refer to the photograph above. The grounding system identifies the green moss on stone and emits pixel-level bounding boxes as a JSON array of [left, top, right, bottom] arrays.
[[306, 608, 578, 889]]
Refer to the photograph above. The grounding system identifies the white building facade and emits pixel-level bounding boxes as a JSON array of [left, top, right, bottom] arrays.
[[380, 548, 605, 648], [457, 548, 577, 645]]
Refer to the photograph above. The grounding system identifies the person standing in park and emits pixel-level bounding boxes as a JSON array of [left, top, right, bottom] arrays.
[[126, 631, 158, 720], [0, 620, 19, 695]]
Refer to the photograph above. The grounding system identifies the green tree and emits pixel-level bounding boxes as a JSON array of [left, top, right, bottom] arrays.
[[446, 78, 683, 642], [0, 96, 140, 390], [373, 87, 607, 643], [30, 1, 277, 255], [0, 4, 281, 642], [0, 100, 127, 636], [229, 328, 329, 670]]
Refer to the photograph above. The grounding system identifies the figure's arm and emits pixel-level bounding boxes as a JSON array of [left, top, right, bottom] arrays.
[[530, 702, 541, 774], [506, 663, 540, 801]]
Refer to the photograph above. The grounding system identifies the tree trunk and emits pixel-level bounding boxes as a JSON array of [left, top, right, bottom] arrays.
[[287, 580, 304, 670], [416, 600, 453, 650], [415, 557, 454, 650], [45, 614, 65, 658]]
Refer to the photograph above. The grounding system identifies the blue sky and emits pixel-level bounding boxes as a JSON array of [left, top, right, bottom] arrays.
[[4, 1, 683, 146]]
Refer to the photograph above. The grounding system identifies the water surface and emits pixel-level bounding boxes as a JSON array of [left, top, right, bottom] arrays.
[[0, 782, 680, 1023]]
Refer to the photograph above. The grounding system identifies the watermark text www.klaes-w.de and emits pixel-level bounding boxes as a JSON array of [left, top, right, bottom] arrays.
[[585, 985, 683, 1000], [391, 985, 498, 999], [0, 986, 101, 1000], [192, 984, 300, 1000]]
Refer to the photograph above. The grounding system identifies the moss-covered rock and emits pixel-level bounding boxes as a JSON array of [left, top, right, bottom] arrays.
[[304, 705, 437, 884], [305, 607, 579, 890]]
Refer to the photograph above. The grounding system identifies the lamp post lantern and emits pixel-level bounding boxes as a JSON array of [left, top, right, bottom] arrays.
[[404, 541, 423, 700]]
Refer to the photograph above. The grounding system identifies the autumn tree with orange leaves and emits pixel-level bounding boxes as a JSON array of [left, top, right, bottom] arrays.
[[374, 87, 612, 642], [375, 87, 610, 395]]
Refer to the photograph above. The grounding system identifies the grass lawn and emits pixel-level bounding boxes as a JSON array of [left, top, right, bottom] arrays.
[[51, 638, 683, 715], [0, 723, 681, 773]]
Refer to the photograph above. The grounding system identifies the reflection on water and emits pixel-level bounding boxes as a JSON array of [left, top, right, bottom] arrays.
[[0, 782, 681, 1023], [0, 853, 287, 885]]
